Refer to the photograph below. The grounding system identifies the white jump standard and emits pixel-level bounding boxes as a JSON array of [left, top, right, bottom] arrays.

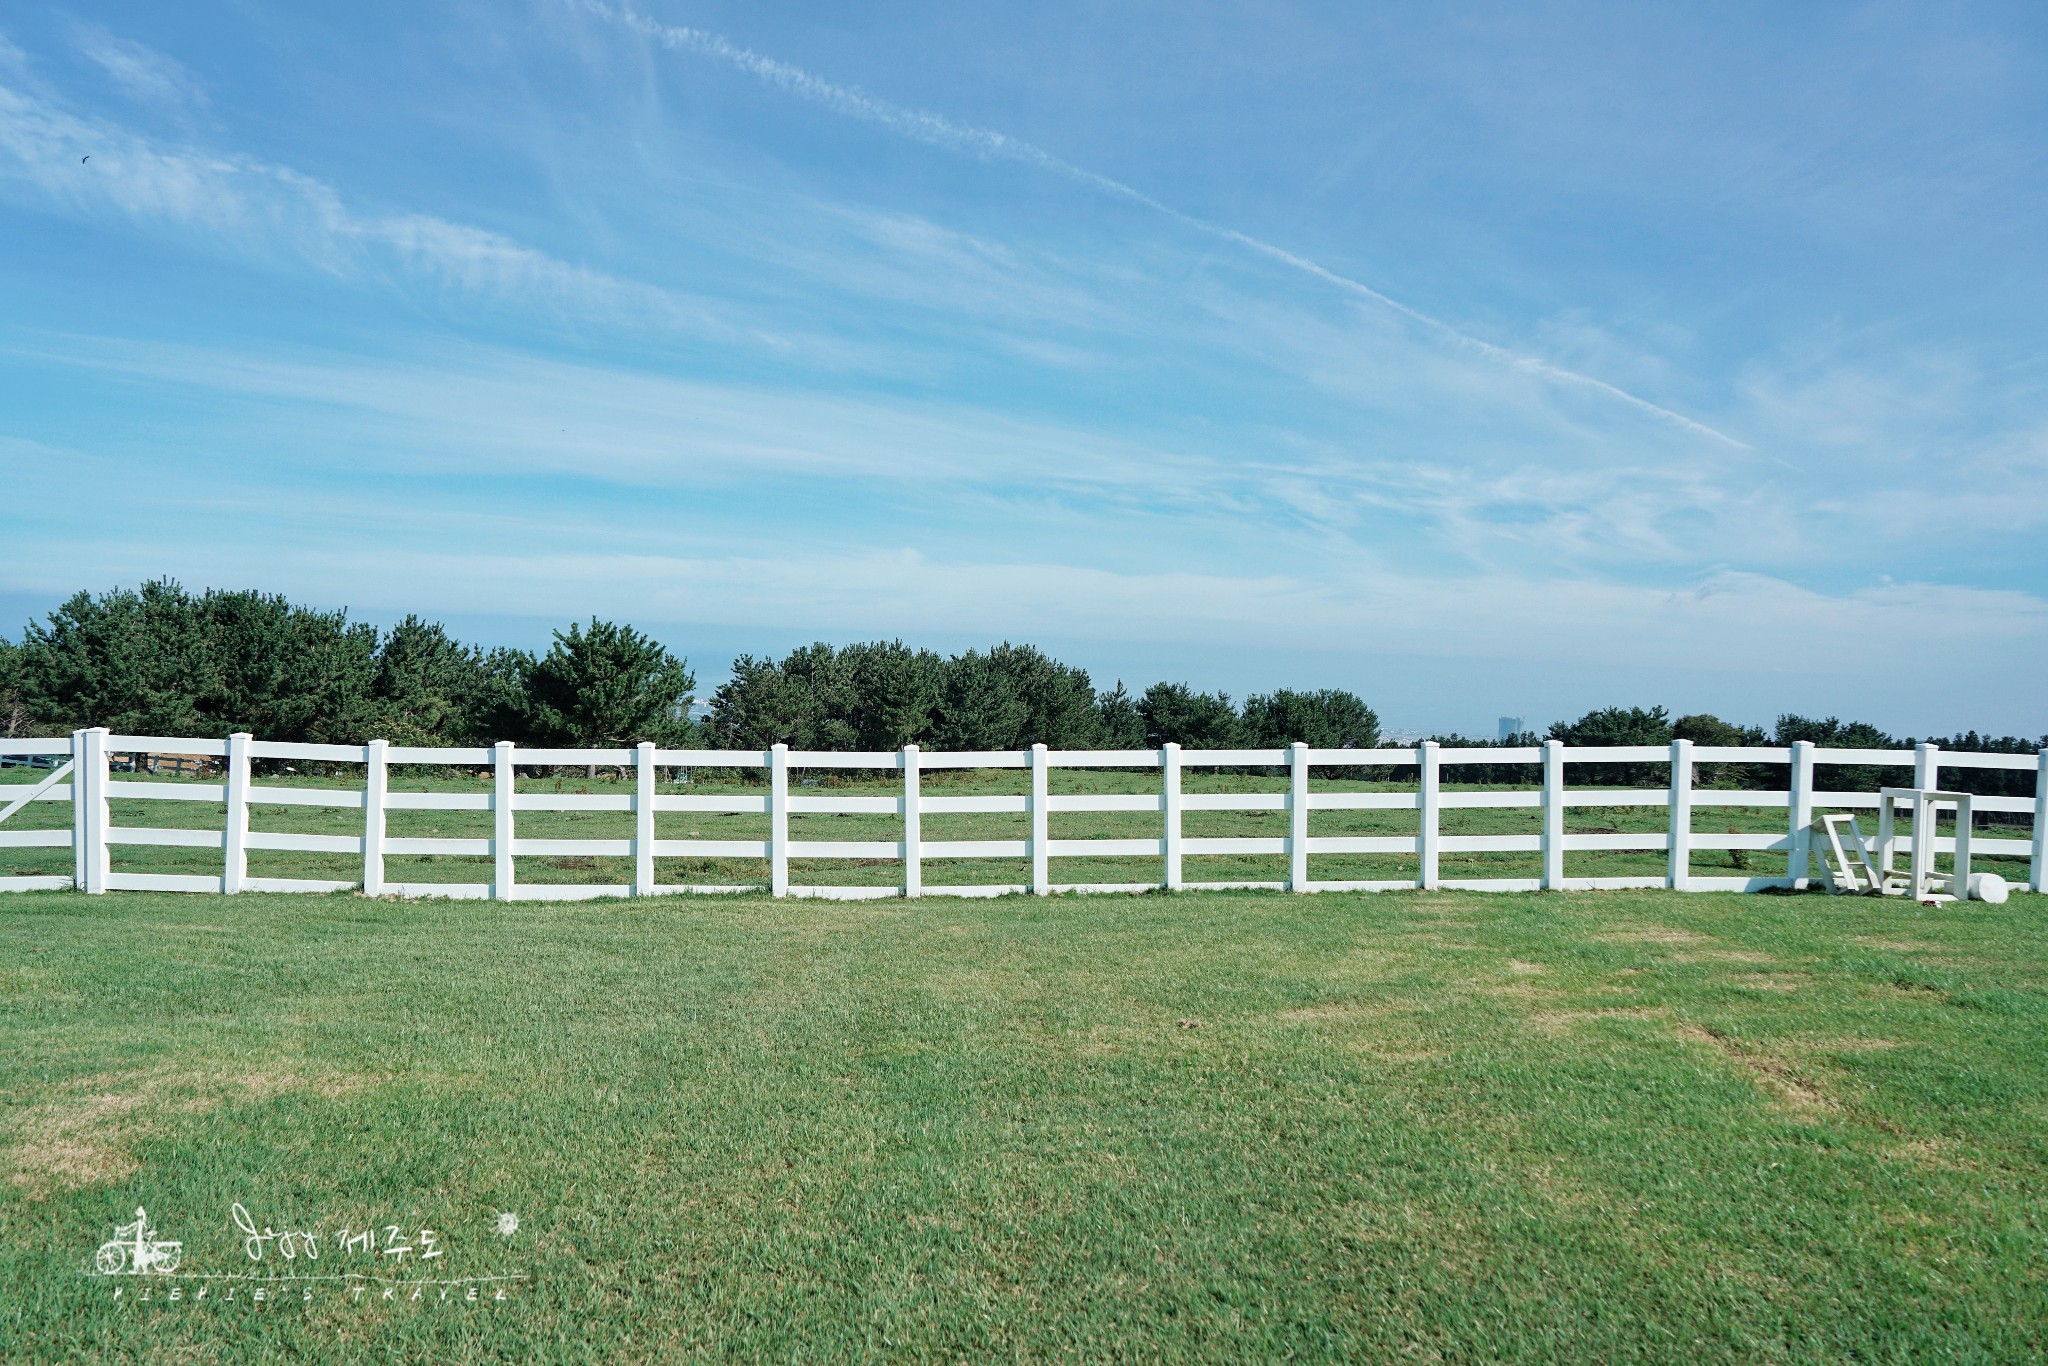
[[1815, 788, 2011, 904]]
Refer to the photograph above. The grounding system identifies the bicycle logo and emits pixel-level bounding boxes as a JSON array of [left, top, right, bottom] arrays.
[[94, 1207, 183, 1276]]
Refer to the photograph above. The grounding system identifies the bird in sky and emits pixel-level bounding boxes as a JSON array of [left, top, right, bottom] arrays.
[[81, 155, 89, 163]]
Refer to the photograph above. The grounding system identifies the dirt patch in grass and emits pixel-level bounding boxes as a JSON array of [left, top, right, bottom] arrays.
[[6, 1065, 373, 1197], [1316, 948, 1411, 979], [1597, 925, 1710, 946], [1529, 1006, 1667, 1034], [1520, 1162, 1612, 1218], [1730, 974, 1807, 992], [1402, 906, 1479, 925], [1328, 1198, 1496, 1276], [1276, 1001, 1402, 1024], [1346, 1040, 1442, 1064], [1673, 948, 1774, 965], [8, 1091, 147, 1190], [1409, 936, 1483, 952], [1481, 981, 1562, 1004], [1677, 1024, 1835, 1114], [1274, 1002, 1436, 1060], [1507, 959, 1546, 976], [1889, 1137, 1975, 1172], [1870, 979, 1948, 1001], [1810, 1037, 1899, 1053]]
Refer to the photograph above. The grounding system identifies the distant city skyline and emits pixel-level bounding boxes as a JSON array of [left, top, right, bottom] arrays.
[[3, 3, 2044, 736]]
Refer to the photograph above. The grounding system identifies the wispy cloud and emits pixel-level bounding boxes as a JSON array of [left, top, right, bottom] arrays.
[[0, 76, 730, 337], [9, 510, 2038, 685], [571, 0, 1746, 448], [69, 23, 207, 109], [5, 332, 1271, 516], [0, 329, 1933, 585]]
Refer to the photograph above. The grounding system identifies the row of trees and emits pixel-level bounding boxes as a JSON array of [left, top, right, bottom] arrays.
[[704, 642, 1378, 752], [0, 583, 695, 749], [0, 583, 1378, 753], [0, 587, 2039, 794], [1431, 704, 2042, 802]]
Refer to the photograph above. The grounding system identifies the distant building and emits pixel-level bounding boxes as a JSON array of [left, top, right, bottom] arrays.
[[1498, 716, 1524, 742]]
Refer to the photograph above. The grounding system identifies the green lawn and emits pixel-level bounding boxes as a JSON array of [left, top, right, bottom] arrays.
[[3, 886, 2045, 1361]]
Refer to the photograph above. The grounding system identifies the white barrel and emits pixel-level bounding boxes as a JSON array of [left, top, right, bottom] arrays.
[[1968, 872, 2010, 905]]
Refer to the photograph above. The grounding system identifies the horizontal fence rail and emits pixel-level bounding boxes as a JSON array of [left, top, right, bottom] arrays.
[[0, 731, 2040, 901]]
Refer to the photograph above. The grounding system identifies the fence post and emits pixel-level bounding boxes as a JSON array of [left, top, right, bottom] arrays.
[[493, 741, 515, 900], [2033, 751, 2046, 895], [70, 729, 86, 891], [1287, 742, 1310, 892], [635, 741, 656, 897], [1418, 741, 1440, 890], [363, 739, 388, 897], [1788, 739, 1815, 888], [769, 744, 789, 897], [1908, 790, 1935, 899], [1162, 743, 1183, 891], [1541, 739, 1564, 890], [1953, 794, 1974, 900], [1912, 741, 1939, 889], [224, 732, 252, 894], [1667, 738, 1693, 892], [73, 728, 109, 894], [1030, 743, 1050, 895], [902, 745, 921, 899], [88, 727, 111, 894], [1914, 742, 1939, 792]]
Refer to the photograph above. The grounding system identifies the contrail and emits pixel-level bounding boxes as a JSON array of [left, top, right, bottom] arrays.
[[574, 0, 1745, 448]]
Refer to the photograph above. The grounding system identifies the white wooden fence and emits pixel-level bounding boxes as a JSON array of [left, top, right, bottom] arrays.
[[1, 730, 2042, 900]]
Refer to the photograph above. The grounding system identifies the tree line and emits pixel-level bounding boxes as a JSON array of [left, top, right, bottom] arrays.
[[0, 582, 691, 750], [1432, 704, 2043, 805], [0, 586, 2039, 801], [0, 583, 1377, 753]]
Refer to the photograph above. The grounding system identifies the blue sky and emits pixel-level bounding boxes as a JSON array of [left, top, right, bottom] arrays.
[[2, 1, 2045, 737]]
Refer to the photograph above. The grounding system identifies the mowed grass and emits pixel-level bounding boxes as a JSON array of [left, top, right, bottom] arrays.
[[2, 889, 2046, 1360]]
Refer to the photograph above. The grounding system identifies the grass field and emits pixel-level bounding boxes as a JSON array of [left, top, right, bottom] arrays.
[[7, 764, 2031, 893], [3, 885, 2045, 1361]]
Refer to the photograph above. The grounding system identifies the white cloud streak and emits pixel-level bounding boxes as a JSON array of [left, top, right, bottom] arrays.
[[10, 334, 1232, 495], [70, 23, 207, 109], [0, 77, 725, 335], [8, 515, 2038, 689], [573, 0, 1746, 448], [9, 332, 1757, 571]]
